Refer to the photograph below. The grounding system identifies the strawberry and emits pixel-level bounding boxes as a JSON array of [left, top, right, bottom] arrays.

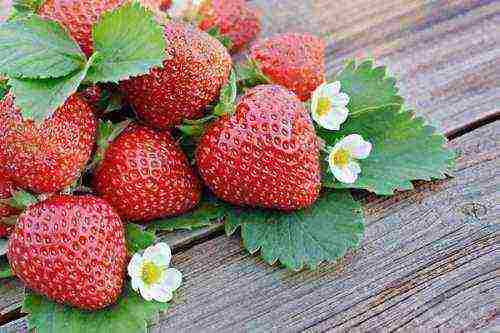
[[8, 195, 127, 310], [0, 92, 97, 194], [249, 33, 326, 101], [93, 124, 201, 222], [196, 85, 321, 211], [198, 0, 261, 52], [119, 22, 232, 129], [38, 0, 167, 57], [0, 174, 19, 237]]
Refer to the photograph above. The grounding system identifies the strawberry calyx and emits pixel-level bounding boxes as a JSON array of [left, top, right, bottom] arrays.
[[90, 119, 132, 169], [177, 69, 236, 137], [235, 57, 270, 91], [206, 26, 233, 50]]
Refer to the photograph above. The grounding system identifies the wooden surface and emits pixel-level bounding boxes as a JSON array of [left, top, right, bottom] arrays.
[[1, 0, 499, 331]]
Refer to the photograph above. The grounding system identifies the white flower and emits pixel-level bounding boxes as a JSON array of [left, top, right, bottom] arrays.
[[128, 242, 182, 302], [311, 81, 350, 131], [168, 0, 204, 19], [328, 134, 372, 184]]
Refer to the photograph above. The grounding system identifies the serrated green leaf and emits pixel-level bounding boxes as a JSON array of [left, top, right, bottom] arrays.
[[206, 26, 233, 50], [336, 59, 404, 112], [126, 223, 156, 254], [225, 190, 365, 271], [86, 2, 166, 83], [150, 197, 225, 232], [12, 0, 43, 14], [10, 63, 89, 121], [23, 284, 169, 333], [0, 15, 85, 79], [318, 104, 456, 194]]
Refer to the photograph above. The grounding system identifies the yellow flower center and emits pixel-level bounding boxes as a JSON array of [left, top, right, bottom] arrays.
[[316, 97, 332, 117], [141, 261, 163, 285], [331, 148, 350, 167]]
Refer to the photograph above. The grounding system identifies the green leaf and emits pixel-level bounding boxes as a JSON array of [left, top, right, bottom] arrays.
[[86, 1, 166, 83], [10, 64, 89, 121], [213, 70, 237, 116], [9, 189, 38, 209], [0, 15, 85, 79], [12, 0, 43, 14], [0, 79, 8, 100], [126, 223, 156, 254], [318, 104, 456, 194], [150, 197, 225, 232], [335, 59, 404, 113], [0, 257, 13, 279], [225, 190, 365, 271], [23, 284, 169, 333], [90, 119, 132, 169], [235, 58, 270, 91], [206, 26, 233, 50]]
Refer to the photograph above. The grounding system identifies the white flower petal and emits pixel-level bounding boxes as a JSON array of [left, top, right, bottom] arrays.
[[161, 268, 183, 292], [143, 242, 172, 267], [348, 160, 361, 174], [139, 285, 154, 301], [331, 165, 358, 184], [131, 275, 145, 292], [317, 115, 340, 131], [323, 81, 341, 96], [150, 286, 174, 303], [331, 92, 350, 107], [351, 140, 372, 159], [127, 253, 144, 278]]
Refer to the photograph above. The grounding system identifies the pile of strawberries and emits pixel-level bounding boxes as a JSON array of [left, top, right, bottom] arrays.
[[0, 0, 327, 310]]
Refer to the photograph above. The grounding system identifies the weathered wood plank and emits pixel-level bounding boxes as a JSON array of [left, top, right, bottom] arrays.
[[143, 121, 497, 331]]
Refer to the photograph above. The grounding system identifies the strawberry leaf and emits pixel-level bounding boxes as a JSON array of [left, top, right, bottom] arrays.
[[150, 197, 225, 232], [335, 59, 404, 112], [23, 284, 169, 333], [126, 223, 156, 254], [318, 104, 455, 195], [9, 65, 89, 122], [12, 0, 43, 14], [225, 190, 365, 271], [86, 2, 167, 83], [235, 58, 270, 91], [0, 15, 86, 79]]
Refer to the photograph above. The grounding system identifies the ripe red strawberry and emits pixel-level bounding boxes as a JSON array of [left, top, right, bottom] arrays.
[[196, 85, 321, 210], [38, 0, 168, 57], [0, 92, 97, 194], [8, 195, 127, 310], [93, 125, 201, 222], [119, 22, 232, 129], [198, 0, 261, 52], [0, 175, 19, 237], [249, 33, 326, 101]]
